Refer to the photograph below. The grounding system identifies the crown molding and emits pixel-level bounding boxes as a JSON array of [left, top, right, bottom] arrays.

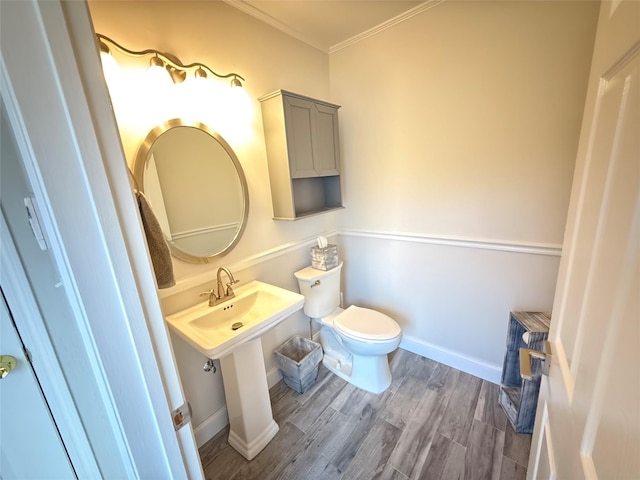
[[222, 0, 446, 55], [329, 0, 446, 54], [221, 0, 330, 53]]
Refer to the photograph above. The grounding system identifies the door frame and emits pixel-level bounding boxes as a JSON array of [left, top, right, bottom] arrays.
[[0, 0, 201, 477], [0, 212, 100, 478]]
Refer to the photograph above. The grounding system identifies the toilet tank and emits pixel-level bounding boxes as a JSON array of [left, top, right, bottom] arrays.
[[294, 261, 343, 318]]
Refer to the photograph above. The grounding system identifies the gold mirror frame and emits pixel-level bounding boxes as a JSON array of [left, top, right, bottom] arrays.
[[133, 119, 249, 264]]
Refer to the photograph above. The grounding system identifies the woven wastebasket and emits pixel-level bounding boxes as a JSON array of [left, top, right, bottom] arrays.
[[274, 335, 322, 393]]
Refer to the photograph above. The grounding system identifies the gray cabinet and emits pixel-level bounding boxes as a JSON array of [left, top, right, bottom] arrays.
[[259, 90, 343, 220]]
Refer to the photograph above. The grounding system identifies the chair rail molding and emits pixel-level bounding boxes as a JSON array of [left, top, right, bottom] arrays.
[[340, 229, 562, 257], [159, 231, 341, 297], [160, 228, 560, 297]]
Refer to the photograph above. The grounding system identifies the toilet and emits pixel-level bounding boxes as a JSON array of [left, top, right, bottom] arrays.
[[294, 261, 402, 394]]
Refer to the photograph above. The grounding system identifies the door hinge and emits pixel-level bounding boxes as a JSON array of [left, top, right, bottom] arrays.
[[171, 402, 192, 431]]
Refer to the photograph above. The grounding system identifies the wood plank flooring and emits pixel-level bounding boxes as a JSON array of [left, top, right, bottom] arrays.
[[199, 349, 531, 480]]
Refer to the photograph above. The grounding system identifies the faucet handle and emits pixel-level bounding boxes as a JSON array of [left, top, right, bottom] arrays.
[[199, 289, 215, 298], [225, 280, 239, 296]]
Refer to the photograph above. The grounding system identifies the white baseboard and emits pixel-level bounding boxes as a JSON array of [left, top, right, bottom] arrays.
[[400, 334, 502, 384], [193, 406, 229, 448], [267, 366, 282, 389]]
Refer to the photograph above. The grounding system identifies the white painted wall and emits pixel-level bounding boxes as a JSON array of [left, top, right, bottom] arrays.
[[330, 1, 599, 378], [338, 234, 561, 380], [88, 0, 599, 446]]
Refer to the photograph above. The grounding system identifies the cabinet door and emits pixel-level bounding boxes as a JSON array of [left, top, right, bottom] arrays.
[[283, 95, 317, 178], [313, 103, 340, 176]]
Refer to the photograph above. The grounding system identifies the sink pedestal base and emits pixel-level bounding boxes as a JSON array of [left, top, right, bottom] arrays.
[[219, 338, 279, 460]]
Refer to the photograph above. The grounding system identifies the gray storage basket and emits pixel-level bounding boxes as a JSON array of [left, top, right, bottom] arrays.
[[274, 335, 323, 393]]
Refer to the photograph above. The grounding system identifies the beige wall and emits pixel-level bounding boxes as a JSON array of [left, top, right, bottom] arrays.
[[331, 0, 598, 242], [331, 0, 598, 378]]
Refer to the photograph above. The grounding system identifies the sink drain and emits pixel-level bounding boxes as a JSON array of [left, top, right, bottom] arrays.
[[231, 322, 243, 331]]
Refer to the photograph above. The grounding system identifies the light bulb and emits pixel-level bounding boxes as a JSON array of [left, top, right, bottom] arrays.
[[99, 50, 121, 86], [147, 56, 173, 87], [228, 83, 252, 123]]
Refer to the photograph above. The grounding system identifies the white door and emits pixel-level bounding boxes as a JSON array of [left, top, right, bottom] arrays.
[[1, 1, 201, 477], [0, 294, 76, 479], [527, 2, 640, 479]]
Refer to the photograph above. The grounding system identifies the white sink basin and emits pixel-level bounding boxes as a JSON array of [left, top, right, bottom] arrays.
[[166, 280, 304, 359]]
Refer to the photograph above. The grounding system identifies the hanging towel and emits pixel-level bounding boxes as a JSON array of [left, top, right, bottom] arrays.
[[136, 191, 175, 289]]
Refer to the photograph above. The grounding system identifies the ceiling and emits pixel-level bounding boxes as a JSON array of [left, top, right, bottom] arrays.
[[223, 0, 433, 53]]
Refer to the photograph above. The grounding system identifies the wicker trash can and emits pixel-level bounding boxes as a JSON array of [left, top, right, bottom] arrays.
[[274, 335, 322, 393]]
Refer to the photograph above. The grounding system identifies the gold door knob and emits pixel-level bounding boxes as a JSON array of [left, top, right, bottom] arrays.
[[0, 356, 17, 379]]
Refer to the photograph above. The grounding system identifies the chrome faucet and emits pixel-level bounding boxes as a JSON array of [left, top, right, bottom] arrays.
[[200, 267, 239, 306]]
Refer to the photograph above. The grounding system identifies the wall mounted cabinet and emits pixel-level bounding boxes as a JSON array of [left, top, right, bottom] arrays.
[[259, 90, 343, 220]]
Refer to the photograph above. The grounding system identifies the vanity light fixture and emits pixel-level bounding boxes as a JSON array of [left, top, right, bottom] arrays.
[[96, 33, 246, 88]]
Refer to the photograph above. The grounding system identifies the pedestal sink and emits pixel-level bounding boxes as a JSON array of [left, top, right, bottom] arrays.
[[166, 281, 304, 460]]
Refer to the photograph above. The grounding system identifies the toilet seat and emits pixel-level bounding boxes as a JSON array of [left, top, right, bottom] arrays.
[[334, 305, 401, 342]]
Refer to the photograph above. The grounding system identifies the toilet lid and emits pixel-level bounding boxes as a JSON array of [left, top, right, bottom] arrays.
[[334, 305, 401, 341]]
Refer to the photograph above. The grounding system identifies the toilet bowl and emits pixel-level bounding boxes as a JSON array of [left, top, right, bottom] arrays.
[[294, 262, 402, 394]]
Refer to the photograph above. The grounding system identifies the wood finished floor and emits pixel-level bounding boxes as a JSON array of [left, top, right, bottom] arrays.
[[199, 349, 531, 480]]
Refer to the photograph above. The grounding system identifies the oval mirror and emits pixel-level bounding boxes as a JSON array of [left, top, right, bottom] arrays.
[[133, 119, 249, 263]]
